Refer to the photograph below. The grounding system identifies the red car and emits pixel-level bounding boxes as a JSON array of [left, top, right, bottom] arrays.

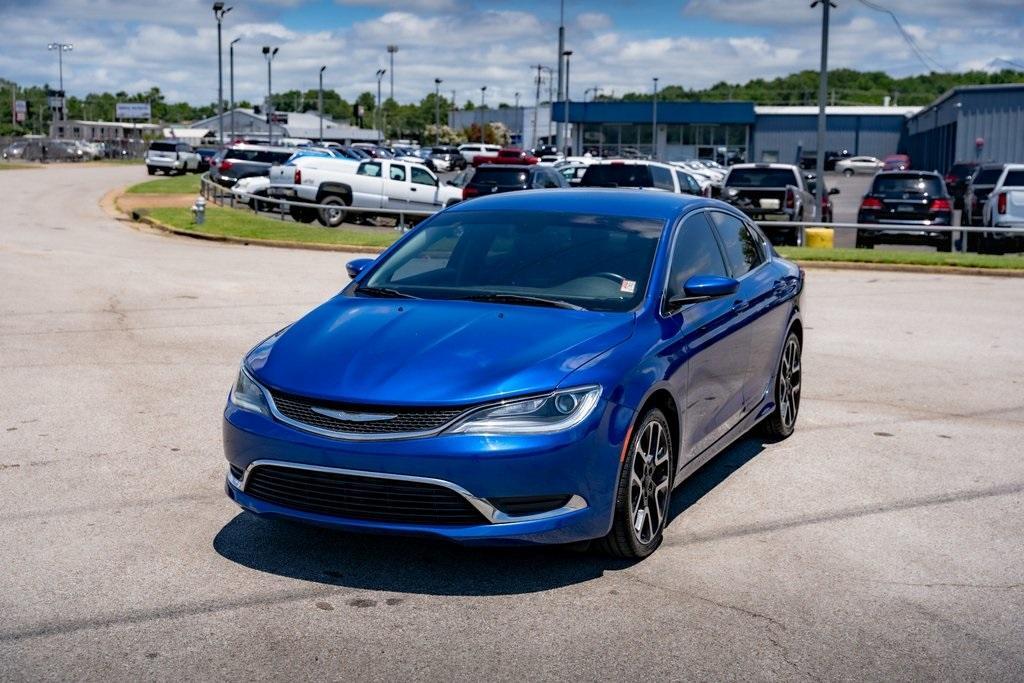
[[882, 154, 911, 171], [473, 147, 538, 167]]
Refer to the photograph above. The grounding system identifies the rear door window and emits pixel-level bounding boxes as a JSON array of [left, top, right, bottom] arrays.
[[709, 211, 763, 278], [1002, 170, 1024, 186]]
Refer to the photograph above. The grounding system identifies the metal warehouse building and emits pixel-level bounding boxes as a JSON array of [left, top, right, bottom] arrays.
[[904, 83, 1024, 172], [546, 101, 917, 164]]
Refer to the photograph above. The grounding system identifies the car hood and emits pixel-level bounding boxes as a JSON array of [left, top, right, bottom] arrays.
[[249, 296, 635, 406]]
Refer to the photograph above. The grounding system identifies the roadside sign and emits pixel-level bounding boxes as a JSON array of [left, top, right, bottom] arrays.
[[116, 102, 152, 120], [14, 100, 26, 122]]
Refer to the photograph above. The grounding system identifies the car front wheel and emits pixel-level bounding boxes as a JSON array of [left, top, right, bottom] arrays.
[[598, 408, 673, 559], [843, 168, 854, 177], [762, 331, 802, 439], [317, 195, 349, 227]]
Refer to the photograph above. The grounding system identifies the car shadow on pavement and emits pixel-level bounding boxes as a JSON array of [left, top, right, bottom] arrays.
[[665, 434, 768, 526], [212, 434, 768, 597]]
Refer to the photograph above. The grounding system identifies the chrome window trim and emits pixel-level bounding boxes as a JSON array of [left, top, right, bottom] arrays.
[[229, 459, 587, 525]]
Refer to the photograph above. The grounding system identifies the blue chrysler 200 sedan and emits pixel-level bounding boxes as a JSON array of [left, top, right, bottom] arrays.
[[223, 190, 803, 558]]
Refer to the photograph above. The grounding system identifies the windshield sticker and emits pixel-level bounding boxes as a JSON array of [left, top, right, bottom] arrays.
[[620, 279, 637, 294]]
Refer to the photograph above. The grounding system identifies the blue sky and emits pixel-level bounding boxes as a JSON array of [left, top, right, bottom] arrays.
[[0, 0, 1020, 106]]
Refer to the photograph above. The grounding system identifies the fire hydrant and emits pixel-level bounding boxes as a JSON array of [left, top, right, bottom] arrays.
[[191, 195, 207, 225]]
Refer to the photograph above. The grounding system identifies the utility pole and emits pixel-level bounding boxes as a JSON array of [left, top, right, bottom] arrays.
[[319, 66, 326, 143], [47, 42, 73, 123], [555, 0, 565, 150], [479, 86, 487, 143], [532, 65, 543, 150], [386, 45, 398, 101], [262, 46, 278, 145], [375, 69, 386, 143], [652, 77, 659, 159], [812, 0, 835, 222], [212, 3, 232, 146], [434, 78, 442, 145], [229, 37, 239, 143], [563, 51, 572, 155]]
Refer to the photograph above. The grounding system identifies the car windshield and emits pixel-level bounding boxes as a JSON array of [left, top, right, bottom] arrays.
[[948, 164, 976, 179], [726, 168, 797, 187], [974, 168, 1003, 185], [580, 165, 653, 188], [1003, 170, 1024, 186], [360, 211, 665, 312], [872, 174, 943, 197]]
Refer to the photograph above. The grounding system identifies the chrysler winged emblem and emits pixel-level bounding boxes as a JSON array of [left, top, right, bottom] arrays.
[[310, 407, 398, 422]]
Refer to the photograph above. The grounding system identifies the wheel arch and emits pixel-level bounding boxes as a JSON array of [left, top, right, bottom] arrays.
[[316, 182, 353, 204]]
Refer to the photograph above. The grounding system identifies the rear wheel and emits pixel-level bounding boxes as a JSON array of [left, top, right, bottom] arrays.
[[843, 168, 854, 177], [146, 166, 156, 176], [317, 195, 349, 227], [761, 331, 802, 439], [855, 231, 873, 249], [598, 408, 673, 559]]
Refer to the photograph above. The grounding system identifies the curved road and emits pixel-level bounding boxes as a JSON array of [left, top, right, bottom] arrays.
[[1, 165, 1023, 679]]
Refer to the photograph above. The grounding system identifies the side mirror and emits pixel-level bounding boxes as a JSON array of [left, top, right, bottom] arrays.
[[829, 187, 840, 195], [346, 258, 374, 279], [667, 275, 740, 309]]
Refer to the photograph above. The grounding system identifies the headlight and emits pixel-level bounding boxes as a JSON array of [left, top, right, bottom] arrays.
[[447, 386, 601, 435], [229, 366, 271, 417]]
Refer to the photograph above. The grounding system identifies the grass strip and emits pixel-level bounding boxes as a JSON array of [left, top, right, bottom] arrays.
[[126, 174, 202, 194], [143, 206, 398, 249], [778, 246, 1024, 270]]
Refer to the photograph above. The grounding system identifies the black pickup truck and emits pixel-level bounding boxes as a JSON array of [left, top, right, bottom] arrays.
[[721, 163, 814, 246]]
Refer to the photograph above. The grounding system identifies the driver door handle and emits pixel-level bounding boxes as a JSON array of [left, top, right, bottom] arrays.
[[731, 299, 750, 314]]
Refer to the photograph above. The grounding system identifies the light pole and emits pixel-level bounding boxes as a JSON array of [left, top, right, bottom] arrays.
[[539, 65, 554, 143], [652, 77, 659, 159], [812, 0, 835, 222], [434, 78, 442, 145], [555, 0, 565, 151], [584, 86, 601, 102], [532, 65, 543, 150], [46, 42, 73, 121], [229, 37, 239, 143], [514, 91, 520, 144], [212, 3, 232, 146], [563, 50, 572, 155], [319, 66, 327, 143], [262, 46, 278, 145], [375, 69, 386, 143], [386, 45, 398, 101], [479, 86, 487, 143]]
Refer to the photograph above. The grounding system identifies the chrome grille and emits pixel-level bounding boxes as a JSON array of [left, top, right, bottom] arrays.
[[269, 389, 469, 436]]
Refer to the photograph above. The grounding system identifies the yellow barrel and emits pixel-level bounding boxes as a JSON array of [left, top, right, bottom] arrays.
[[804, 227, 834, 249]]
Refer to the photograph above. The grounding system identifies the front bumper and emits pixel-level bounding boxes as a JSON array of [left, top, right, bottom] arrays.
[[222, 399, 633, 545]]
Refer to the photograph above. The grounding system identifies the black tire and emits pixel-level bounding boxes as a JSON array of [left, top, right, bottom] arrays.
[[317, 195, 349, 227], [936, 236, 952, 253], [146, 166, 156, 176], [855, 231, 873, 249], [761, 331, 802, 439], [289, 206, 317, 223], [597, 408, 674, 559], [843, 168, 854, 177]]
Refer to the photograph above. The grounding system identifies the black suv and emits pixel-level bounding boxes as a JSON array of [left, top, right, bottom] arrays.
[[461, 164, 567, 200], [209, 144, 295, 187], [943, 161, 978, 209], [430, 146, 467, 171], [856, 171, 953, 251]]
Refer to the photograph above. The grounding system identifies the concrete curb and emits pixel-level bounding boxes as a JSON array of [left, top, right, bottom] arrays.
[[792, 259, 1024, 278]]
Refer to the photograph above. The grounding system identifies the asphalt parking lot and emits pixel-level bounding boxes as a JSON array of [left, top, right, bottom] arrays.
[[2, 165, 1023, 680]]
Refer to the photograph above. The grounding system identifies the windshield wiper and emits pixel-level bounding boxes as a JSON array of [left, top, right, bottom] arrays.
[[355, 286, 420, 299], [454, 293, 585, 311]]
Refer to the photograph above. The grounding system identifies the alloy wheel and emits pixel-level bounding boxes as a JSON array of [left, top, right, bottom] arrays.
[[778, 336, 802, 430], [627, 419, 671, 545]]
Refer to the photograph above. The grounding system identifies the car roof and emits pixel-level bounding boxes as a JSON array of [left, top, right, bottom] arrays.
[[874, 170, 942, 178], [728, 163, 798, 170], [446, 188, 710, 221]]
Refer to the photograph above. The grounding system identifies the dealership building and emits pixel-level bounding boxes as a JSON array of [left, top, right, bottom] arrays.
[[190, 108, 381, 144], [453, 84, 1024, 168]]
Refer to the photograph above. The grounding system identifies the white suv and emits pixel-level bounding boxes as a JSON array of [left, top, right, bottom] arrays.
[[458, 143, 500, 164], [145, 141, 201, 176]]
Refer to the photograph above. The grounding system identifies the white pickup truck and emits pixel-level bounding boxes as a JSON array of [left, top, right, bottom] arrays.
[[267, 156, 461, 227], [980, 163, 1024, 254]]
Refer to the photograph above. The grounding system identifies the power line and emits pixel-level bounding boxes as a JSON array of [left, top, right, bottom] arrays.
[[856, 0, 948, 72]]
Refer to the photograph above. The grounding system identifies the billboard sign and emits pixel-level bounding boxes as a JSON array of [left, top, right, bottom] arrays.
[[116, 102, 152, 120], [14, 100, 26, 123]]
